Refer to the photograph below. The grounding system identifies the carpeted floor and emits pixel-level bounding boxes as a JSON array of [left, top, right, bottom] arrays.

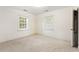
[[0, 35, 78, 52]]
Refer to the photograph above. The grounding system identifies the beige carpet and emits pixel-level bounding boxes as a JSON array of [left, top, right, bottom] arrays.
[[0, 35, 78, 52]]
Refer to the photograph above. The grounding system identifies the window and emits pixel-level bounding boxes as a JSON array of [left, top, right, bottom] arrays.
[[19, 16, 27, 30]]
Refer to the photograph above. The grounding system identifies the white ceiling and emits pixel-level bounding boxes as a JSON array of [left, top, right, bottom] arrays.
[[7, 6, 69, 15]]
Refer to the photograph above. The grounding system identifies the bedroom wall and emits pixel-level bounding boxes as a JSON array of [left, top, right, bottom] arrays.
[[0, 7, 35, 42], [37, 7, 74, 42]]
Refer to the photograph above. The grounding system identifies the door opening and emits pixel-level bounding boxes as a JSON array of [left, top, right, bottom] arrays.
[[72, 10, 78, 48]]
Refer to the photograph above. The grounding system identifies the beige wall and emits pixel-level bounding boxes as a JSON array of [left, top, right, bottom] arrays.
[[0, 7, 36, 42], [37, 7, 74, 42]]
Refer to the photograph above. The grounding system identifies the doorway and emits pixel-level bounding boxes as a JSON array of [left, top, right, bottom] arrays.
[[72, 9, 78, 48]]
